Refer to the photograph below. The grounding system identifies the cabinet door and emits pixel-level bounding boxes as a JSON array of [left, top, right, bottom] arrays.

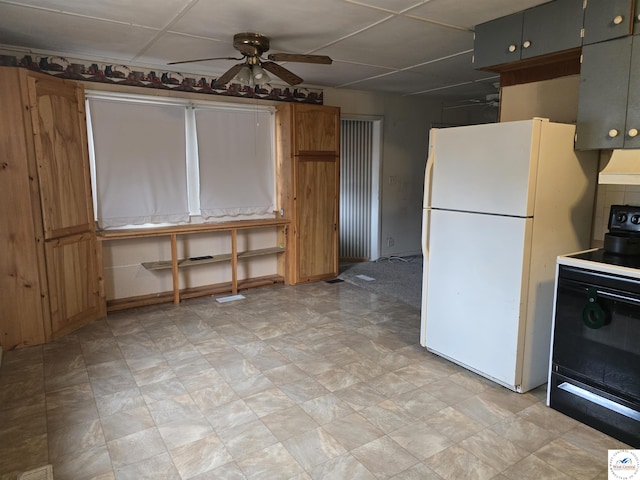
[[296, 157, 338, 281], [473, 12, 523, 69], [583, 0, 634, 45], [45, 233, 103, 337], [293, 105, 340, 155], [27, 74, 95, 239], [624, 35, 640, 147], [575, 37, 631, 149], [521, 0, 584, 59]]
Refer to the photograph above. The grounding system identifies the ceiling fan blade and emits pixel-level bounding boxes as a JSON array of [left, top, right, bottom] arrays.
[[261, 62, 303, 86], [267, 53, 332, 65], [212, 64, 245, 87], [168, 56, 241, 65]]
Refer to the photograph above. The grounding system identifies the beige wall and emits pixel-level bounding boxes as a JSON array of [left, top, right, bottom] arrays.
[[499, 75, 580, 124]]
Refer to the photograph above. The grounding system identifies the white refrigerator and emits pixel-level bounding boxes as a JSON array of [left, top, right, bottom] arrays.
[[420, 118, 597, 393]]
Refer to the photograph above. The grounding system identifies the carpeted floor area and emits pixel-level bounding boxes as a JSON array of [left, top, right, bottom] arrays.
[[338, 255, 423, 310]]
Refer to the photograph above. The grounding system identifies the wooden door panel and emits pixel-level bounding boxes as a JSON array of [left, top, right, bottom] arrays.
[[28, 75, 94, 239], [45, 233, 103, 336], [296, 158, 338, 280], [294, 105, 340, 155]]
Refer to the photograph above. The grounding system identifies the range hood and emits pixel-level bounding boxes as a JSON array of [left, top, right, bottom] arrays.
[[598, 150, 640, 185]]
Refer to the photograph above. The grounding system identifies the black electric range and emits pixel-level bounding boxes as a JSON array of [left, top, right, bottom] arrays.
[[549, 205, 640, 447]]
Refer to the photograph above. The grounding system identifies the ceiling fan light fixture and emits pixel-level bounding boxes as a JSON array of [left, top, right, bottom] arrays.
[[252, 64, 270, 84], [234, 64, 252, 85]]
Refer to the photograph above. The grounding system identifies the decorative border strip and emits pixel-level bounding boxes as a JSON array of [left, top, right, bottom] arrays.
[[0, 49, 323, 104]]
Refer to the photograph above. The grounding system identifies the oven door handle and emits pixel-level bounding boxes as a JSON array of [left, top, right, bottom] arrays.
[[595, 289, 640, 305]]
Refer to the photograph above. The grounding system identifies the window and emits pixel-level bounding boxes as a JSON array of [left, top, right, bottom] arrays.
[[86, 92, 276, 229]]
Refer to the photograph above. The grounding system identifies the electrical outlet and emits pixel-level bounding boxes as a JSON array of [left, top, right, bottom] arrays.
[[388, 175, 398, 185], [387, 236, 394, 247]]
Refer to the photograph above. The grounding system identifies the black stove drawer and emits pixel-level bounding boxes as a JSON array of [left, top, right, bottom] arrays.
[[549, 372, 640, 447]]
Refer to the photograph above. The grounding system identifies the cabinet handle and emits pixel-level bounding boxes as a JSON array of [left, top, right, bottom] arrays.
[[629, 128, 639, 138], [523, 40, 531, 49], [613, 15, 624, 25], [508, 44, 517, 53], [608, 129, 619, 138]]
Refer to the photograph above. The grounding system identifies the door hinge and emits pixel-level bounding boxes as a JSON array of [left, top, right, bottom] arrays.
[[580, 27, 585, 38]]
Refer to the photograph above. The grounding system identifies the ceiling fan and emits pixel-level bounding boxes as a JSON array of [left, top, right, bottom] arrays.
[[168, 32, 332, 88]]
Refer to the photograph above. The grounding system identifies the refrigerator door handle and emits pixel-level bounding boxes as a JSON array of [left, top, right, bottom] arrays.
[[423, 130, 436, 210]]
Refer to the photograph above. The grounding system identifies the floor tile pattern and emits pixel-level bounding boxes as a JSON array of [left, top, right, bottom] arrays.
[[0, 282, 630, 479]]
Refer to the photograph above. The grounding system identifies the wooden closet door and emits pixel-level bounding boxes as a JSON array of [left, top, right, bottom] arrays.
[[45, 233, 103, 336], [296, 157, 339, 281], [27, 72, 105, 336], [27, 74, 95, 239], [294, 105, 340, 155]]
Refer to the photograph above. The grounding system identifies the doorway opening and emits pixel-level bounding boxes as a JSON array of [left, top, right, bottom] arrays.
[[339, 117, 382, 262]]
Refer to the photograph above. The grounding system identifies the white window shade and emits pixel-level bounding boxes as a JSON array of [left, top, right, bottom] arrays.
[[88, 98, 189, 228], [196, 108, 275, 219]]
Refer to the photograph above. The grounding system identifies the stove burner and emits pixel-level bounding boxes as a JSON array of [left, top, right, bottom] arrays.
[[603, 232, 640, 256], [604, 205, 640, 256]]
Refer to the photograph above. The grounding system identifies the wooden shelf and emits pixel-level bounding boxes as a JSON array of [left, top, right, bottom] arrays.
[[238, 246, 285, 259], [99, 218, 289, 307], [141, 246, 285, 271]]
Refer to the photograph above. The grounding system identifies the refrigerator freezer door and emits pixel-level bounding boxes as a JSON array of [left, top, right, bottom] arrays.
[[421, 209, 532, 390], [430, 119, 543, 217]]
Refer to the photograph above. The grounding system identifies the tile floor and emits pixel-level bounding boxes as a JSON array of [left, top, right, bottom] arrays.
[[0, 281, 630, 480]]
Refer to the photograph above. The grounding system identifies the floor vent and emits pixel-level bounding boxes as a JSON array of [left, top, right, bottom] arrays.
[[325, 278, 344, 284], [18, 465, 53, 480]]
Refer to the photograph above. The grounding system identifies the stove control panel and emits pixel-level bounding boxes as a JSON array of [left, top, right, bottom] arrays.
[[608, 205, 640, 234]]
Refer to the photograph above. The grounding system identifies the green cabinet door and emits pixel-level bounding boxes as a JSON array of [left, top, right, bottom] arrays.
[[473, 12, 523, 69], [521, 0, 584, 59], [583, 0, 634, 45], [575, 36, 632, 149]]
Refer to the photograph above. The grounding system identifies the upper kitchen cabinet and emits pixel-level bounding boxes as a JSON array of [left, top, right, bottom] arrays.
[[0, 67, 105, 349], [582, 0, 635, 45], [474, 0, 584, 70], [575, 36, 640, 149]]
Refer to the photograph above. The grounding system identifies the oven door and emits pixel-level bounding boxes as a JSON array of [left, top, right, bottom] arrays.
[[550, 265, 640, 446]]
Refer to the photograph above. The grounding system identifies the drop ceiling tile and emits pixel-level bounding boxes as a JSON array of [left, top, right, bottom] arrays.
[[316, 15, 474, 69], [408, 51, 491, 84], [169, 0, 391, 53], [343, 0, 432, 13], [408, 0, 551, 29], [0, 4, 159, 61], [135, 32, 235, 77], [2, 0, 193, 29], [344, 70, 430, 95], [415, 77, 500, 99], [282, 61, 394, 89]]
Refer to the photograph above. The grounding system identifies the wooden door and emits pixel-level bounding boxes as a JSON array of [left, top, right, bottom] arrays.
[[296, 157, 339, 281], [27, 71, 105, 336], [294, 105, 340, 155], [27, 74, 95, 239], [45, 233, 103, 337], [0, 68, 47, 348]]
